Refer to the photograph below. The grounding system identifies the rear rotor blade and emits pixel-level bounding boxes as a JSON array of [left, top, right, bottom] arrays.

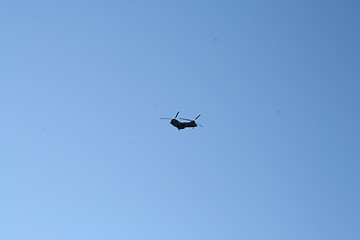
[[160, 118, 173, 120]]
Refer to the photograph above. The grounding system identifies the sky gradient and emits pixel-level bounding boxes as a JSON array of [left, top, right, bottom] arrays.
[[1, 1, 360, 239]]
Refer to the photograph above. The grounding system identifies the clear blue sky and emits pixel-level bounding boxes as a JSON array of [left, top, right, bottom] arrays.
[[1, 1, 360, 239]]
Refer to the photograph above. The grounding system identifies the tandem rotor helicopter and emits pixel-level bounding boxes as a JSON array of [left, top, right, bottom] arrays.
[[161, 111, 203, 130]]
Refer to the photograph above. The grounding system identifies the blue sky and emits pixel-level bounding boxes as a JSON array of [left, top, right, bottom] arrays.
[[1, 1, 360, 239]]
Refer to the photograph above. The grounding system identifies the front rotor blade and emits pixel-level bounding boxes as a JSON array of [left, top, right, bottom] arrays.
[[197, 123, 204, 127], [195, 114, 201, 120], [175, 111, 179, 118], [179, 118, 193, 121]]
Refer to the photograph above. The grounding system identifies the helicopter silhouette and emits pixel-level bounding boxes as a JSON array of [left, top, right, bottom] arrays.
[[161, 111, 203, 130]]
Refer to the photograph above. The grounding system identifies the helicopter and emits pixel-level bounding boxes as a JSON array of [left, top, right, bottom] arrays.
[[161, 111, 203, 130]]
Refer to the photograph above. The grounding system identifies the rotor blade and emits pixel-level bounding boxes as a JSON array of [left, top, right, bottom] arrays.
[[195, 121, 204, 127], [195, 114, 201, 120], [175, 111, 179, 118], [160, 118, 173, 120], [179, 118, 193, 121]]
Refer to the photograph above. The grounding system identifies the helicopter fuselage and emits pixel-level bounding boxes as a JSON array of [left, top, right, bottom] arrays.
[[170, 119, 197, 130]]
